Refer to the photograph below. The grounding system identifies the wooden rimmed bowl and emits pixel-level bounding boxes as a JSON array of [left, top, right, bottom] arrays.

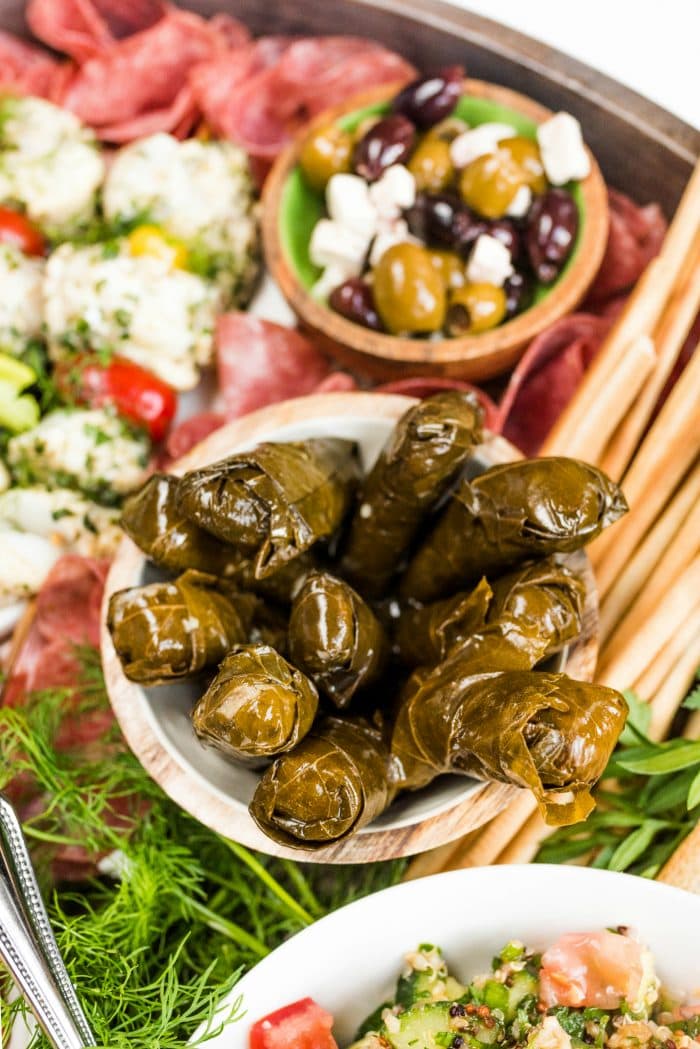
[[262, 79, 610, 382], [101, 392, 600, 863]]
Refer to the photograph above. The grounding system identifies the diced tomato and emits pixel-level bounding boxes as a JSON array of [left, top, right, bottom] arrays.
[[55, 355, 177, 442], [0, 206, 46, 256], [539, 930, 650, 1009], [249, 997, 338, 1049]]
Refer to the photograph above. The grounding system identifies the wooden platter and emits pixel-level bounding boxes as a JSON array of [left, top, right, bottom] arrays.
[[101, 393, 600, 863]]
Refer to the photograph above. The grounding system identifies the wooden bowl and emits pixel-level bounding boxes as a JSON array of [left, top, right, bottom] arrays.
[[102, 392, 600, 863], [262, 79, 610, 382]]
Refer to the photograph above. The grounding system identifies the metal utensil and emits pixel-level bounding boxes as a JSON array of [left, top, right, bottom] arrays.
[[0, 792, 97, 1048]]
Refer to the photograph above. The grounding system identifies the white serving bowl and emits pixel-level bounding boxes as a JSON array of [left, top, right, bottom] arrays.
[[197, 865, 700, 1048], [102, 393, 599, 863]]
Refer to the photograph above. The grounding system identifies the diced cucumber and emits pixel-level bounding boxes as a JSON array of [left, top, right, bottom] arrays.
[[354, 1001, 391, 1040], [0, 380, 40, 434], [386, 1002, 453, 1049], [505, 971, 539, 1020]]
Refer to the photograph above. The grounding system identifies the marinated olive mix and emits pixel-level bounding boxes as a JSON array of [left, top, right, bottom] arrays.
[[301, 66, 591, 338]]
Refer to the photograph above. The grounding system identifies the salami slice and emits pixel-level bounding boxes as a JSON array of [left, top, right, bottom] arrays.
[[0, 28, 62, 96], [58, 7, 227, 140], [496, 314, 613, 456], [165, 411, 226, 461], [27, 0, 166, 62], [216, 313, 332, 419], [586, 189, 667, 304]]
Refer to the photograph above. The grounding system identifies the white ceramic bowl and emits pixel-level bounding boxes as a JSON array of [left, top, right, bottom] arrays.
[[196, 865, 700, 1048], [102, 393, 598, 863]]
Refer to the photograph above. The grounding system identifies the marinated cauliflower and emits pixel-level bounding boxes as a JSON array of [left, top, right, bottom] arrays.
[[0, 526, 61, 605], [0, 96, 104, 234], [7, 408, 150, 501], [44, 242, 221, 390], [102, 133, 260, 305], [0, 244, 45, 353], [0, 486, 121, 556]]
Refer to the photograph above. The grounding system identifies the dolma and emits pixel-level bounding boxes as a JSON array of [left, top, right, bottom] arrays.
[[179, 439, 360, 577], [400, 457, 627, 602], [340, 391, 483, 597], [391, 662, 627, 825], [191, 644, 318, 762], [486, 558, 584, 659], [250, 716, 396, 848], [107, 570, 255, 684], [288, 571, 389, 707], [394, 577, 493, 667]]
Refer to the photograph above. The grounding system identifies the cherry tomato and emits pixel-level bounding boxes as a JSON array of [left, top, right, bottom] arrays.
[[249, 998, 338, 1049], [55, 356, 177, 442], [0, 206, 46, 256]]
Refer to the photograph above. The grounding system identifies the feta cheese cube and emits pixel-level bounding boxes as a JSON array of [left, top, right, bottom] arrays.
[[506, 184, 532, 218], [309, 219, 369, 275], [450, 123, 517, 168], [368, 165, 416, 220], [466, 234, 514, 286], [310, 263, 350, 301], [326, 173, 378, 238], [537, 112, 590, 185], [369, 220, 418, 266]]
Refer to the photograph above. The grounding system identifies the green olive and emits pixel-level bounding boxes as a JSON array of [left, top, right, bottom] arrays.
[[427, 248, 466, 290], [446, 282, 507, 335], [458, 150, 526, 218], [499, 136, 547, 194], [299, 122, 353, 192], [373, 243, 447, 335], [408, 138, 455, 193], [424, 116, 470, 144]]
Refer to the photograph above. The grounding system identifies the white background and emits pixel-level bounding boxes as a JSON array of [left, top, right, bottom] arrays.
[[449, 0, 700, 129]]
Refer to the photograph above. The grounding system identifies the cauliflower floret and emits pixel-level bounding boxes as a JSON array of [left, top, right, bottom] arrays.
[[0, 244, 45, 353], [44, 242, 220, 390], [0, 526, 61, 605], [0, 96, 104, 234], [0, 486, 121, 557], [7, 408, 150, 500], [102, 133, 259, 305]]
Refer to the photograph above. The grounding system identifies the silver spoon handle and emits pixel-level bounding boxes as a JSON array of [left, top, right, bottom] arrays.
[[0, 794, 97, 1047], [0, 874, 91, 1049]]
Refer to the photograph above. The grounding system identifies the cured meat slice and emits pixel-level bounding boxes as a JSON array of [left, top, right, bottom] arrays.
[[377, 376, 499, 431], [216, 313, 331, 418], [496, 314, 613, 455], [58, 8, 227, 140], [193, 36, 415, 165], [0, 29, 62, 96], [165, 411, 226, 461], [586, 189, 667, 304], [27, 0, 166, 62]]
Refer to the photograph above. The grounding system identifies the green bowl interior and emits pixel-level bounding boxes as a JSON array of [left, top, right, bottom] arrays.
[[280, 94, 585, 310]]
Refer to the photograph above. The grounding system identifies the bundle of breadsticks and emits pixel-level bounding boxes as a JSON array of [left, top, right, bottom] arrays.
[[406, 159, 700, 889]]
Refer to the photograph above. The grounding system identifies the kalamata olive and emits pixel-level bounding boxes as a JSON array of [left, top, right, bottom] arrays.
[[373, 242, 446, 334], [503, 270, 534, 317], [404, 192, 485, 251], [391, 65, 464, 129], [329, 278, 384, 331], [446, 282, 507, 335], [299, 122, 353, 191], [487, 218, 522, 261], [353, 115, 416, 181], [526, 188, 579, 283]]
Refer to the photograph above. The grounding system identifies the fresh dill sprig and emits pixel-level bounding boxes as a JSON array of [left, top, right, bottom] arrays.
[[536, 690, 700, 877], [0, 649, 405, 1047]]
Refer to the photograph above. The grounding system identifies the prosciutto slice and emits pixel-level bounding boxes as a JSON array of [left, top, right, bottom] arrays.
[[496, 314, 614, 456], [586, 189, 667, 304]]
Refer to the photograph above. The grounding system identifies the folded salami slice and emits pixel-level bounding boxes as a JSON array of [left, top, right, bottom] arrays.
[[0, 28, 63, 96], [586, 189, 667, 304], [27, 0, 167, 61]]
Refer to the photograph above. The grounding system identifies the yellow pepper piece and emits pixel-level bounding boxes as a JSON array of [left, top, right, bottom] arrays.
[[127, 224, 188, 269]]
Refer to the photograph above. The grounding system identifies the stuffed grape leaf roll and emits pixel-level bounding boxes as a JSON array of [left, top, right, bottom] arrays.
[[288, 571, 389, 708], [191, 644, 318, 762], [340, 391, 483, 597], [250, 716, 396, 848], [179, 439, 360, 577], [394, 577, 493, 667], [400, 458, 627, 602], [391, 662, 627, 825], [107, 570, 255, 685]]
